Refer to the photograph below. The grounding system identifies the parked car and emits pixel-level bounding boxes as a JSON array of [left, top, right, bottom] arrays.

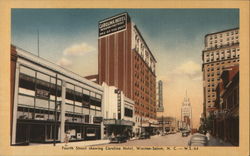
[[110, 135, 128, 143], [188, 133, 208, 146], [182, 130, 190, 137], [139, 132, 150, 139]]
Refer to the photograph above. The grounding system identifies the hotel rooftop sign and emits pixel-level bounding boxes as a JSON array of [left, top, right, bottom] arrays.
[[98, 13, 127, 38]]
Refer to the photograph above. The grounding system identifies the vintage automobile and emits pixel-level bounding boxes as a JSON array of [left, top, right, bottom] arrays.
[[181, 130, 190, 137], [188, 133, 208, 146], [139, 132, 151, 139], [110, 134, 128, 143]]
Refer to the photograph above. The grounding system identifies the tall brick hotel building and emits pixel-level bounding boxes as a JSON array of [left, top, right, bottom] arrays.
[[98, 13, 157, 133]]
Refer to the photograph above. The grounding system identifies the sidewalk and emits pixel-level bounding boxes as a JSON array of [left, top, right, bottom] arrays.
[[30, 139, 110, 147], [208, 135, 233, 146]]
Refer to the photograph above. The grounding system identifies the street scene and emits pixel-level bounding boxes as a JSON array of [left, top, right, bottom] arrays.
[[107, 132, 232, 146], [10, 9, 239, 147]]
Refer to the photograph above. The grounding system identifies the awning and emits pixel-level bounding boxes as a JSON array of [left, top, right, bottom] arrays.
[[103, 119, 134, 126]]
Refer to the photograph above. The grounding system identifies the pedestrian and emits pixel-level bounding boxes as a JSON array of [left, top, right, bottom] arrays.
[[206, 130, 210, 141], [64, 131, 70, 146]]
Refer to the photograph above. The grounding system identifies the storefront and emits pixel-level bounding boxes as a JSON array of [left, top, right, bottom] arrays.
[[103, 119, 134, 138], [16, 119, 60, 144]]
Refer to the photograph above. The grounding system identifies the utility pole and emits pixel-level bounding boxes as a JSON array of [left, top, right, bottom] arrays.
[[37, 29, 40, 57], [162, 114, 164, 134]]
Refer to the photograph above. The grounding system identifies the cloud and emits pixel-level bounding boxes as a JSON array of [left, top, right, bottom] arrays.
[[57, 57, 72, 67], [63, 42, 95, 56], [173, 60, 201, 80]]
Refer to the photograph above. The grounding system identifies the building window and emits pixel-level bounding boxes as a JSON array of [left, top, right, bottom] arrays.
[[124, 108, 133, 117]]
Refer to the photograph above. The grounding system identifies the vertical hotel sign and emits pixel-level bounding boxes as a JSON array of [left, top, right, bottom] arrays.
[[99, 13, 127, 38]]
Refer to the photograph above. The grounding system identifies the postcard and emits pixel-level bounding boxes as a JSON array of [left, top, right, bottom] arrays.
[[0, 0, 249, 156]]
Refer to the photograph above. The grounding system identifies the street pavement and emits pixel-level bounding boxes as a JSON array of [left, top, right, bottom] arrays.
[[107, 132, 192, 146], [106, 132, 233, 146], [29, 133, 233, 147]]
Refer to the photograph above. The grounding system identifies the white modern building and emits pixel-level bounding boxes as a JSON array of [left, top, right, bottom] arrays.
[[11, 45, 103, 145], [102, 83, 135, 138]]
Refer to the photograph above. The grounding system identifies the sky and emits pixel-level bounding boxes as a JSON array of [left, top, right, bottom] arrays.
[[12, 9, 239, 128]]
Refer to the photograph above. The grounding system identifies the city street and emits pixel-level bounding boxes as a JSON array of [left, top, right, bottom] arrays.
[[106, 133, 233, 146], [107, 132, 192, 146]]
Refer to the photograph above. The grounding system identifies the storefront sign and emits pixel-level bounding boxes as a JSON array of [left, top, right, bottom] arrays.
[[99, 13, 127, 37], [93, 117, 103, 123], [36, 88, 50, 99], [103, 119, 116, 125], [103, 119, 134, 126], [120, 120, 134, 126]]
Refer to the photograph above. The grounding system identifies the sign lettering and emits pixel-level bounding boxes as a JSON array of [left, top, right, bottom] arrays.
[[99, 13, 127, 37]]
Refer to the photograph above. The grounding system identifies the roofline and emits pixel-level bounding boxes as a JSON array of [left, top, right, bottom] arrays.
[[133, 25, 157, 62], [98, 12, 130, 24], [12, 44, 103, 92], [205, 27, 239, 37]]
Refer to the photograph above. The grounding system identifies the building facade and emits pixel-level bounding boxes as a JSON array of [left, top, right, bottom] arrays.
[[102, 83, 135, 139], [98, 13, 157, 134], [202, 28, 240, 117], [157, 116, 177, 133], [156, 80, 164, 112], [214, 65, 239, 145], [11, 45, 103, 145], [181, 91, 192, 130]]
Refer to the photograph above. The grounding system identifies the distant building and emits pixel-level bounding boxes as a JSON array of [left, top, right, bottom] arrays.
[[202, 28, 239, 118], [181, 91, 192, 129], [157, 116, 177, 133], [156, 80, 164, 112]]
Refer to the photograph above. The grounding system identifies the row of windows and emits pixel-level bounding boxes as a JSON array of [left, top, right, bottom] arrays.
[[19, 72, 102, 110], [206, 56, 239, 63], [207, 93, 215, 98], [205, 60, 239, 68], [134, 34, 156, 73], [17, 106, 98, 124], [134, 111, 156, 119], [206, 41, 239, 50], [210, 36, 239, 44], [205, 48, 239, 57], [208, 30, 239, 40]]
